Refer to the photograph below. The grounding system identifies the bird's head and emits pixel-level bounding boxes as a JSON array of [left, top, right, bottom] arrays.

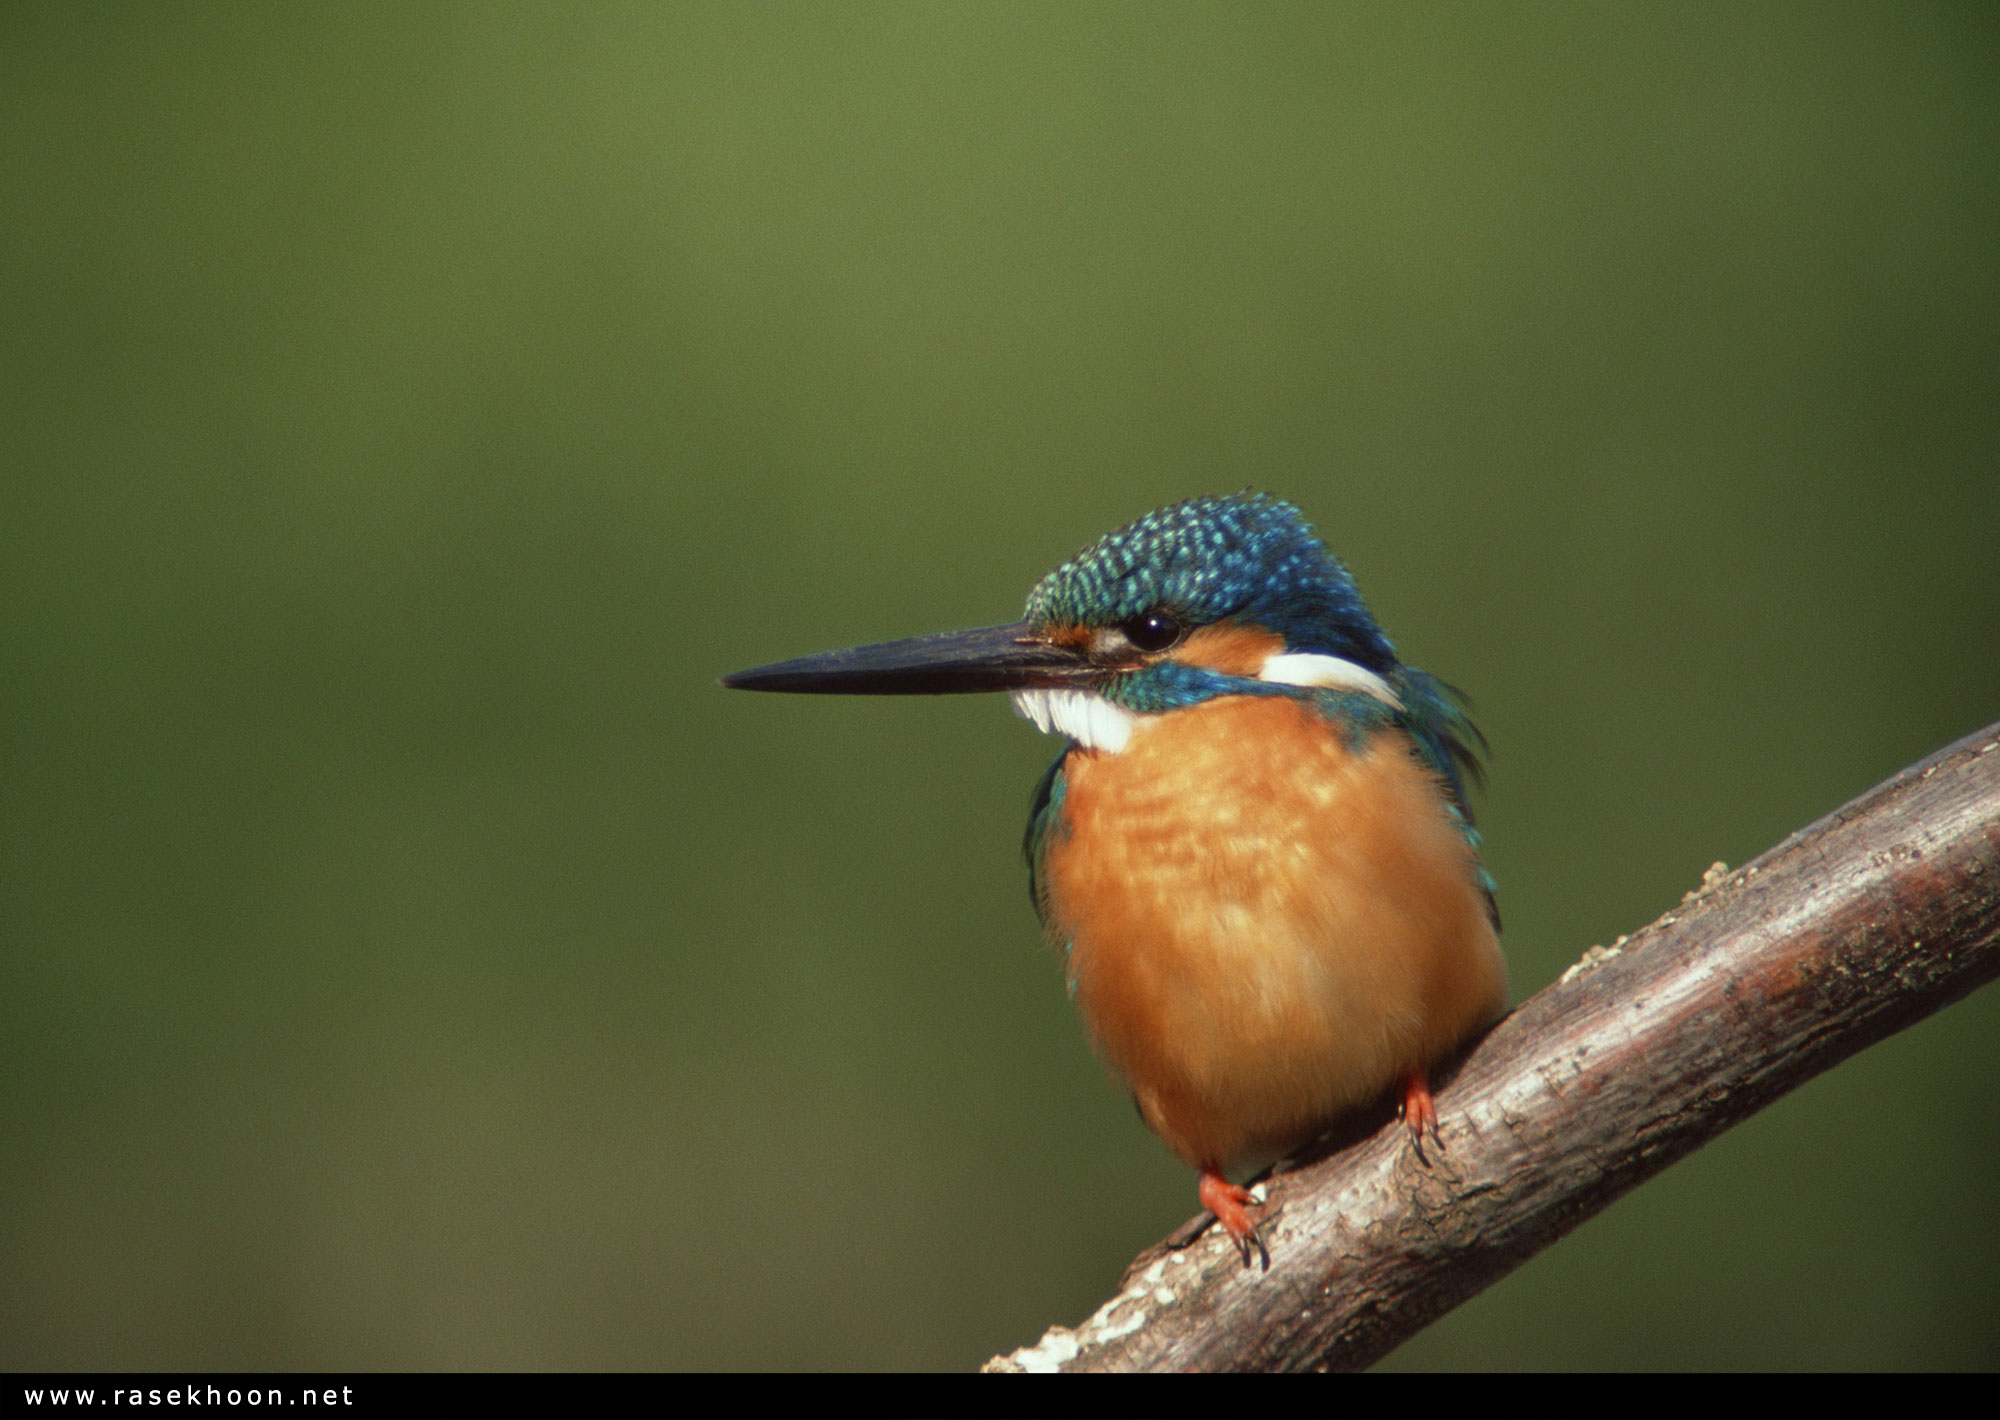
[[722, 493, 1407, 752]]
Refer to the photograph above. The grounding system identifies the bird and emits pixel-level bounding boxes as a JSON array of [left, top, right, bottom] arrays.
[[721, 492, 1505, 1265]]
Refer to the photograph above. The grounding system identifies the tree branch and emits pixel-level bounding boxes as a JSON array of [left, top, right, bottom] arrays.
[[984, 721, 2000, 1372]]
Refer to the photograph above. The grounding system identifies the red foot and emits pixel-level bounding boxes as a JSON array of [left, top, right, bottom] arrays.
[[1400, 1068, 1443, 1159], [1198, 1167, 1270, 1270]]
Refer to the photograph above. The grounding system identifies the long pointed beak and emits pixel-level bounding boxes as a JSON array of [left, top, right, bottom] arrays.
[[720, 620, 1092, 695]]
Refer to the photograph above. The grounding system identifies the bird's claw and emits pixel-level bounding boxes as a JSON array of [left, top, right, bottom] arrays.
[[1198, 1170, 1273, 1271], [1228, 1216, 1274, 1271], [1400, 1069, 1445, 1165]]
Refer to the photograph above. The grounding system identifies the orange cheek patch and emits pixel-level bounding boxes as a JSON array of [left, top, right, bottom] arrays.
[[1170, 622, 1285, 676]]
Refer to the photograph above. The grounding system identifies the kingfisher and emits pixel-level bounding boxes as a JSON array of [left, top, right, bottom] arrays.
[[721, 493, 1505, 1264]]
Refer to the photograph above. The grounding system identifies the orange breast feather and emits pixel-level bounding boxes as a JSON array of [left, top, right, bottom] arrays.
[[1044, 694, 1505, 1172]]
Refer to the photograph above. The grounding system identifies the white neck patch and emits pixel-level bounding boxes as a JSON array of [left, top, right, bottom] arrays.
[[1010, 651, 1399, 753], [1009, 687, 1141, 754], [1258, 652, 1403, 709]]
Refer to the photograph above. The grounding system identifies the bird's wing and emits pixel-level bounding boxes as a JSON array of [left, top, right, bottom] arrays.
[[1390, 669, 1500, 932], [1393, 669, 1488, 824], [1022, 747, 1072, 931]]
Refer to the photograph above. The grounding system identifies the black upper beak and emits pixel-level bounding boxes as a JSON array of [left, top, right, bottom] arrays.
[[719, 620, 1093, 695]]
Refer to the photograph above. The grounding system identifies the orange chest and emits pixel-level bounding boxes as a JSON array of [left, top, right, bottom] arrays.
[[1044, 694, 1468, 952], [1038, 693, 1503, 1168]]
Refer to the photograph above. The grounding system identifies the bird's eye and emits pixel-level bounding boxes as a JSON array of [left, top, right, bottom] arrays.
[[1120, 609, 1185, 653]]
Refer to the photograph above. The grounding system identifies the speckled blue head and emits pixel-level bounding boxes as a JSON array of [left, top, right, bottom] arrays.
[[1024, 493, 1398, 673]]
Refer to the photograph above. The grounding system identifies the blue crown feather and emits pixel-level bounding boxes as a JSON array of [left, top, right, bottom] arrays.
[[1024, 493, 1398, 674]]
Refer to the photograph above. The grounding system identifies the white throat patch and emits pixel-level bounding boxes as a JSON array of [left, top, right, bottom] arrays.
[[1009, 688, 1141, 754], [1258, 652, 1403, 709]]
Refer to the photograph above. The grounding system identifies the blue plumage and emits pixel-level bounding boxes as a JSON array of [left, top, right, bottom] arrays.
[[1026, 492, 1398, 673]]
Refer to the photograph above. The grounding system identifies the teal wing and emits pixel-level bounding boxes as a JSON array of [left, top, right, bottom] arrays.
[[1022, 747, 1072, 934], [1394, 668, 1489, 824], [1391, 669, 1501, 933]]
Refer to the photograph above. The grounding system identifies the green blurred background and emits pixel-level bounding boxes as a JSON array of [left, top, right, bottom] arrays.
[[4, 1, 1996, 1372]]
